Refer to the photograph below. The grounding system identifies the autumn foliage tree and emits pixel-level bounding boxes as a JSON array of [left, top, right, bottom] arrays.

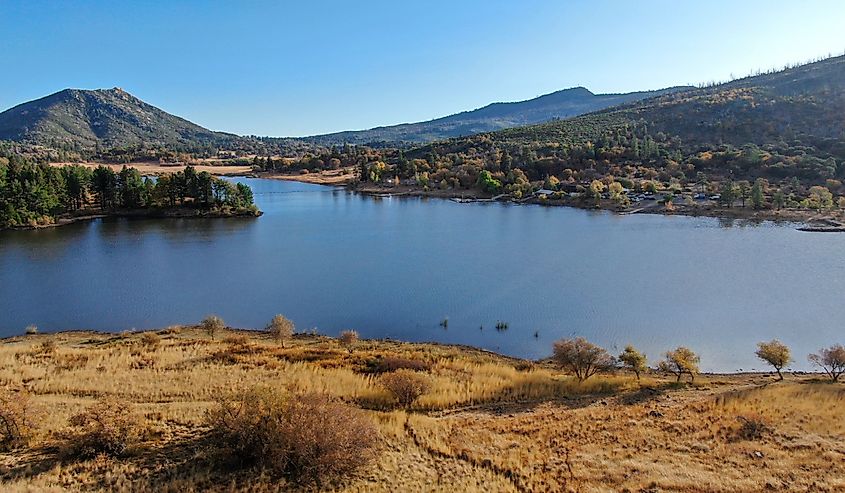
[[618, 345, 648, 380], [755, 340, 791, 380], [658, 347, 700, 382]]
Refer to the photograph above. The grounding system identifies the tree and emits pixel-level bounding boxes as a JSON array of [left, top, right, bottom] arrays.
[[719, 180, 736, 207], [588, 180, 606, 202], [773, 189, 786, 210], [808, 345, 845, 382], [91, 165, 117, 209], [737, 181, 751, 208], [339, 330, 359, 353], [658, 347, 700, 382], [618, 345, 647, 380], [381, 369, 431, 409], [755, 340, 791, 380], [552, 337, 616, 382], [266, 314, 294, 346], [804, 186, 834, 210], [201, 315, 225, 340], [750, 179, 766, 209]]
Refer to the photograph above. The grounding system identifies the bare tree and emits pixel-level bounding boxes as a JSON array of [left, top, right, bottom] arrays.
[[808, 345, 845, 382], [266, 314, 295, 346], [201, 315, 225, 340], [552, 337, 616, 382], [381, 369, 431, 409], [339, 330, 359, 353]]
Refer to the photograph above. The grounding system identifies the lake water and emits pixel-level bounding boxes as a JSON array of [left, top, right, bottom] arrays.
[[2, 178, 843, 372]]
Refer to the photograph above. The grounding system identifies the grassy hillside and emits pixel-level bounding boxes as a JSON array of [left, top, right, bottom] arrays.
[[301, 86, 689, 146], [0, 329, 842, 492]]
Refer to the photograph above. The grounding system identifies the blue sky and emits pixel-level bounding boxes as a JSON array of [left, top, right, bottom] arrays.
[[2, 0, 844, 136]]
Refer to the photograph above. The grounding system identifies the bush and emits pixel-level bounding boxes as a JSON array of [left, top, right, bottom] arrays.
[[207, 388, 379, 486], [141, 332, 161, 352], [658, 347, 700, 382], [808, 344, 845, 382], [24, 324, 38, 335], [380, 369, 431, 409], [266, 314, 295, 345], [65, 397, 140, 458], [755, 340, 791, 380], [339, 330, 359, 353], [201, 315, 225, 340], [735, 413, 771, 441], [552, 337, 616, 382], [0, 388, 37, 451]]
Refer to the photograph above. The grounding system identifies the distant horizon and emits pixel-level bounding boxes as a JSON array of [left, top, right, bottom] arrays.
[[2, 0, 845, 136]]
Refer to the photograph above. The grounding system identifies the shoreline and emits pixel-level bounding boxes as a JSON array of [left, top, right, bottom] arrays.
[[347, 182, 844, 228], [4, 327, 826, 377], [2, 207, 262, 232]]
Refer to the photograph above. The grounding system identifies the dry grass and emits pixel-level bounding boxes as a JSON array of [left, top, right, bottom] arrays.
[[0, 330, 842, 492]]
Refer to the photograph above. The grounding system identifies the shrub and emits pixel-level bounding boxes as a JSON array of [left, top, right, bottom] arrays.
[[380, 369, 431, 409], [808, 344, 845, 382], [24, 324, 38, 335], [201, 315, 225, 340], [658, 347, 700, 382], [735, 413, 771, 441], [552, 337, 616, 382], [755, 340, 791, 380], [267, 314, 295, 346], [141, 332, 161, 352], [65, 397, 140, 458], [0, 388, 37, 451], [207, 388, 379, 486], [339, 330, 359, 353], [618, 345, 648, 380], [38, 339, 57, 355]]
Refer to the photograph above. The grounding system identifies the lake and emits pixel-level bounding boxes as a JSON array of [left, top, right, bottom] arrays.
[[1, 178, 843, 372]]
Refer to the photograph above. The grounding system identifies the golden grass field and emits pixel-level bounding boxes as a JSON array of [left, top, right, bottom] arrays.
[[0, 328, 842, 492]]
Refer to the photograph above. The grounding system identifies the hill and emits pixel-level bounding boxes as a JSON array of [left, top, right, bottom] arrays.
[[0, 88, 240, 151], [336, 55, 845, 209], [301, 86, 691, 145]]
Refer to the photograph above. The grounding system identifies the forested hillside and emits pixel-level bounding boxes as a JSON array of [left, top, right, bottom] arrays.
[[300, 86, 688, 145]]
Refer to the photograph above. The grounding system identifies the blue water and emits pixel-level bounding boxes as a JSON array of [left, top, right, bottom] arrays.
[[2, 178, 843, 372]]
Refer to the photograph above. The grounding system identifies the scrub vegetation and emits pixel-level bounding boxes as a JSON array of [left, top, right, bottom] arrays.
[[0, 327, 842, 492]]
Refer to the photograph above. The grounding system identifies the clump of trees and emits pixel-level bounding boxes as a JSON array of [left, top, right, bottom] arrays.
[[808, 344, 845, 382], [207, 388, 379, 486], [755, 340, 791, 380], [551, 337, 616, 382], [658, 347, 700, 382], [0, 158, 258, 228]]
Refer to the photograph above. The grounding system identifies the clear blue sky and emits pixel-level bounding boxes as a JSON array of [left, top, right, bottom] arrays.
[[2, 0, 844, 137]]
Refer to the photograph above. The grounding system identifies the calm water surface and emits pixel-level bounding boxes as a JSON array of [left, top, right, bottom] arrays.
[[2, 178, 843, 371]]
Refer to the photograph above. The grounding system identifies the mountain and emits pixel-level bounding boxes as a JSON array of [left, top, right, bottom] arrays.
[[405, 55, 845, 187], [0, 87, 239, 150], [301, 86, 692, 146]]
